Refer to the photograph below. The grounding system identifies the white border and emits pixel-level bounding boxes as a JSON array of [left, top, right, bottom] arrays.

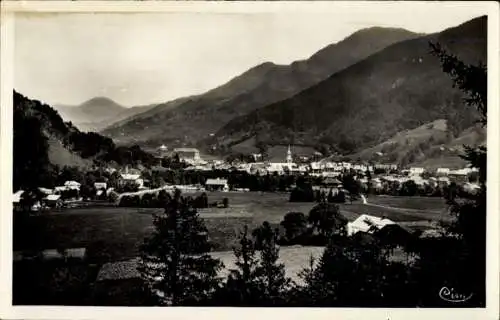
[[1, 2, 499, 320]]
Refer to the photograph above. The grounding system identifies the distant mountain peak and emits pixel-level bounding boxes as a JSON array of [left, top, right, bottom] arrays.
[[80, 96, 123, 108]]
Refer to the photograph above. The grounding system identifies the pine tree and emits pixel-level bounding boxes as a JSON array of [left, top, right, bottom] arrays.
[[225, 225, 261, 305], [429, 42, 487, 306], [138, 189, 224, 306], [254, 222, 291, 305]]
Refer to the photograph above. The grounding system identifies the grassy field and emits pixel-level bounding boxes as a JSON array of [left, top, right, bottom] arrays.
[[14, 192, 448, 264]]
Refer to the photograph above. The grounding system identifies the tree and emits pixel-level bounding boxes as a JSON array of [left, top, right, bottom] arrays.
[[224, 226, 261, 305], [425, 42, 487, 306], [289, 183, 315, 202], [13, 93, 51, 191], [280, 212, 308, 243], [157, 189, 171, 207], [141, 193, 154, 208], [342, 173, 361, 197], [400, 180, 418, 196], [79, 183, 95, 201], [138, 190, 224, 306], [254, 222, 291, 306], [307, 203, 348, 238]]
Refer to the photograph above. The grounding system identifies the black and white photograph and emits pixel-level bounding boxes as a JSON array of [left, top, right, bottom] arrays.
[[0, 1, 498, 319]]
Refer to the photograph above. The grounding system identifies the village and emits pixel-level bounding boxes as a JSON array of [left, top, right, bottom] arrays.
[[13, 144, 481, 213]]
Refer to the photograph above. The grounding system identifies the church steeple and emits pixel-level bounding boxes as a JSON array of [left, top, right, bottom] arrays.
[[286, 145, 293, 164]]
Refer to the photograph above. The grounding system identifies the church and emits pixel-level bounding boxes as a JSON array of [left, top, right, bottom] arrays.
[[265, 145, 303, 175]]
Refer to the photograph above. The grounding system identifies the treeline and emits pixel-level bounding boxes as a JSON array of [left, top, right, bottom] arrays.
[[143, 169, 304, 192], [118, 191, 229, 209]]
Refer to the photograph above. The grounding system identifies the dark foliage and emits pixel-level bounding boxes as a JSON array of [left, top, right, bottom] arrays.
[[138, 190, 224, 306], [279, 212, 308, 243], [220, 226, 262, 306], [308, 203, 348, 238]]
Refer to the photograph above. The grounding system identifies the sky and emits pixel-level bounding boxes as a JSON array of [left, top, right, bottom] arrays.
[[14, 3, 489, 107]]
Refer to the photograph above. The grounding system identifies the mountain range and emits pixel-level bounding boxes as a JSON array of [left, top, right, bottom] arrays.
[[32, 15, 486, 169], [213, 16, 486, 155], [101, 26, 422, 147], [53, 97, 157, 132]]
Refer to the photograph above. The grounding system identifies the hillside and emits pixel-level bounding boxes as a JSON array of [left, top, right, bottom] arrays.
[[102, 27, 421, 147], [54, 97, 156, 132], [13, 91, 156, 190], [348, 119, 486, 168], [215, 16, 486, 156]]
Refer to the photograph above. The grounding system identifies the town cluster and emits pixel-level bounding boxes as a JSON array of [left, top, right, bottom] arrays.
[[13, 145, 480, 211]]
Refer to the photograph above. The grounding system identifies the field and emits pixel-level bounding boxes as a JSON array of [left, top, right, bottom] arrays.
[[14, 192, 448, 264], [12, 191, 449, 304]]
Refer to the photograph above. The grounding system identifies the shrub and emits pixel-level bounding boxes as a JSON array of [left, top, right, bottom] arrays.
[[280, 212, 308, 243]]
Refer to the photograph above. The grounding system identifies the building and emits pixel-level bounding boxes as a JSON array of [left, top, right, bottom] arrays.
[[205, 178, 229, 192], [286, 145, 293, 164], [437, 176, 451, 187], [369, 178, 384, 191], [43, 194, 63, 208], [462, 182, 481, 194], [38, 187, 53, 195], [449, 168, 471, 183], [409, 167, 425, 176], [251, 153, 263, 162], [120, 173, 144, 189], [94, 182, 107, 190], [436, 168, 450, 176], [64, 181, 81, 190], [374, 164, 399, 172], [13, 190, 25, 212], [347, 214, 395, 236], [158, 144, 169, 158], [173, 148, 201, 163], [13, 190, 24, 204], [322, 177, 342, 188], [13, 190, 42, 212], [249, 163, 267, 175]]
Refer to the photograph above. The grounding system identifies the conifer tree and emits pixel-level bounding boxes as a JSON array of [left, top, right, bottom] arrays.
[[138, 189, 224, 306], [254, 222, 291, 305], [428, 42, 487, 306], [225, 225, 261, 305]]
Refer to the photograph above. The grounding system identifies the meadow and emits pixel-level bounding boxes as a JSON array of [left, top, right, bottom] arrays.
[[14, 191, 449, 264]]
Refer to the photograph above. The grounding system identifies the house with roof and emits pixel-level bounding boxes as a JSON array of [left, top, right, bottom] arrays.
[[409, 167, 425, 176], [119, 173, 144, 189], [13, 190, 43, 212], [157, 144, 169, 158], [43, 194, 63, 208], [309, 162, 323, 175], [449, 168, 471, 183], [64, 181, 81, 190], [13, 190, 25, 212], [94, 182, 107, 190], [436, 167, 450, 176], [369, 178, 384, 191], [38, 187, 53, 195], [437, 176, 451, 187], [249, 162, 267, 175], [173, 147, 204, 165], [462, 182, 481, 195], [205, 178, 229, 192], [347, 214, 396, 236], [266, 163, 286, 175]]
